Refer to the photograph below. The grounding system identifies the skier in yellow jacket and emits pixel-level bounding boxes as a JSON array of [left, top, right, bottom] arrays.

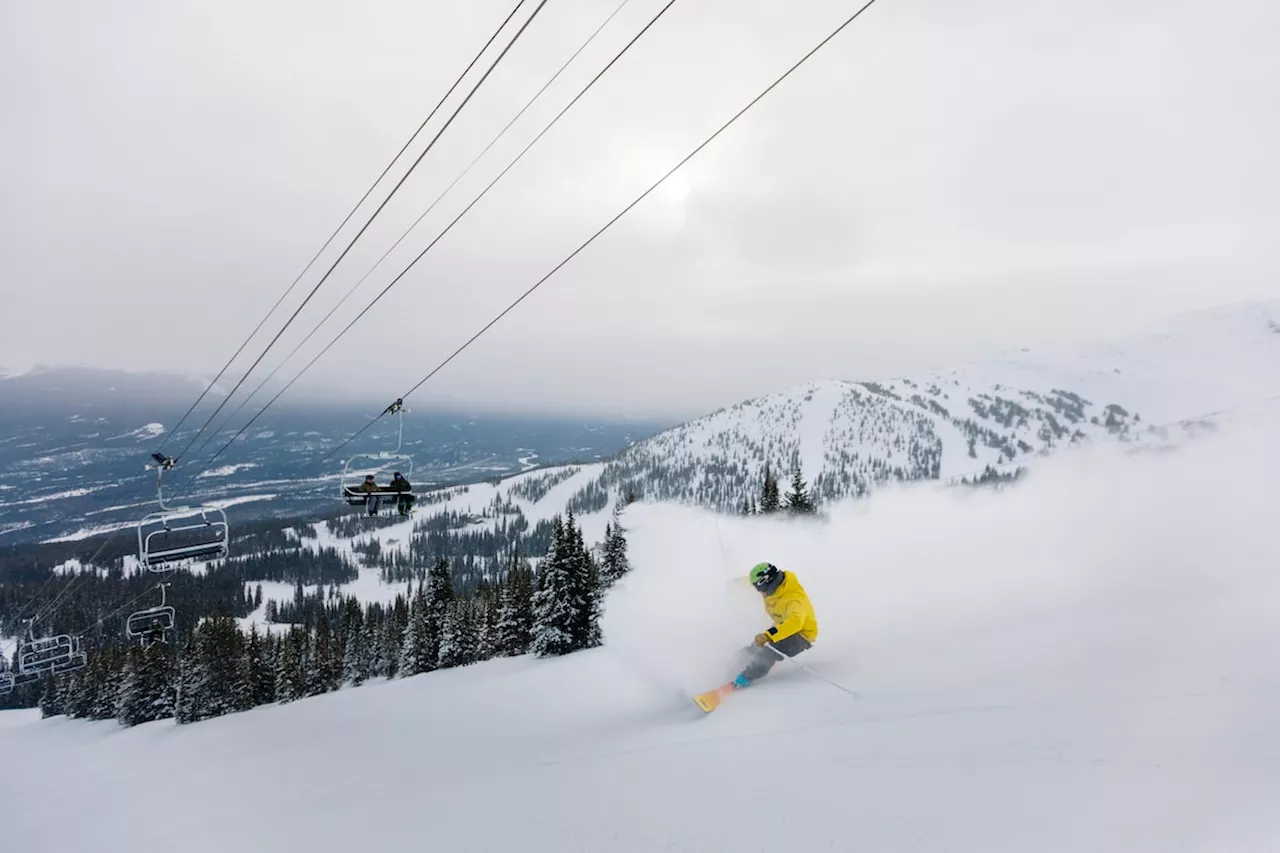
[[733, 562, 819, 689]]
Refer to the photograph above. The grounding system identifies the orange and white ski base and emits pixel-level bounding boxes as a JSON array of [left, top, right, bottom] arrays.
[[692, 683, 737, 713]]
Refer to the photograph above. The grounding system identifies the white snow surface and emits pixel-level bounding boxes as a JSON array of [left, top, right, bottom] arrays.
[[195, 463, 260, 478], [4, 409, 1278, 852], [108, 422, 165, 441]]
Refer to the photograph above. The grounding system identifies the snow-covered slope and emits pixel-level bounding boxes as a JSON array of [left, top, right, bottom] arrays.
[[5, 410, 1278, 852]]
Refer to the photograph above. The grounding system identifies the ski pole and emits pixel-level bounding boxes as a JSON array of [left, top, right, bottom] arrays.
[[764, 643, 862, 699]]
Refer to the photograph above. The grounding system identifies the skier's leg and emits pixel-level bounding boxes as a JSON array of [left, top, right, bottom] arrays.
[[737, 635, 812, 685]]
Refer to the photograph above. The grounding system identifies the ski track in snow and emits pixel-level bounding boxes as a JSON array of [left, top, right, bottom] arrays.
[[5, 411, 1280, 852]]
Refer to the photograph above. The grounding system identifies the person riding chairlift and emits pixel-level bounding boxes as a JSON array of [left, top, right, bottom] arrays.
[[358, 474, 381, 516], [387, 471, 414, 516]]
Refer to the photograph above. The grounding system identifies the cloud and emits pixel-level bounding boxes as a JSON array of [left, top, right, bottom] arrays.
[[2, 0, 1279, 417]]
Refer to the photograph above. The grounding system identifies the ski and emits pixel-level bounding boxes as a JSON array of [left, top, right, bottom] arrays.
[[692, 682, 736, 713]]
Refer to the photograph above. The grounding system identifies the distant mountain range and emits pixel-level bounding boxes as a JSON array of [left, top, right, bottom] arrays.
[[3, 301, 1277, 545], [580, 299, 1280, 511], [0, 367, 669, 543]]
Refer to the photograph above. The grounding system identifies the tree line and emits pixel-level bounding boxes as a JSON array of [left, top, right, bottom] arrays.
[[35, 510, 631, 727]]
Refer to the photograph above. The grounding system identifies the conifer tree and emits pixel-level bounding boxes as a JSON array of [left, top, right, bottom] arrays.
[[175, 633, 206, 723], [760, 463, 781, 513], [438, 600, 478, 669], [530, 517, 578, 658], [273, 629, 306, 705], [784, 468, 816, 514], [343, 618, 368, 686], [495, 553, 535, 657], [398, 583, 432, 678], [245, 626, 276, 707], [116, 647, 143, 726], [308, 614, 337, 696], [423, 558, 454, 666], [599, 512, 631, 588], [474, 591, 497, 662], [118, 642, 175, 726], [566, 515, 602, 650], [38, 673, 64, 719]]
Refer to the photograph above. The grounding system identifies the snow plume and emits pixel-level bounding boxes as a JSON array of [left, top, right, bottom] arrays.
[[605, 417, 1280, 705]]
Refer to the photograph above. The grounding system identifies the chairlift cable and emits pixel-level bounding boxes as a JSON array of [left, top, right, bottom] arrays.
[[167, 0, 541, 465], [197, 0, 682, 477], [184, 0, 580, 481], [156, 1, 529, 454], [182, 0, 635, 466], [330, 0, 884, 457]]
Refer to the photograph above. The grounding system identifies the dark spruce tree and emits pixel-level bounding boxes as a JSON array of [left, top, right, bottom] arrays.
[[784, 468, 816, 514], [760, 464, 781, 514], [423, 558, 455, 667]]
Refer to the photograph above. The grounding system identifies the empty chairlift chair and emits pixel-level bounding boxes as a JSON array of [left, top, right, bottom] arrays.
[[17, 630, 79, 675], [137, 453, 230, 571]]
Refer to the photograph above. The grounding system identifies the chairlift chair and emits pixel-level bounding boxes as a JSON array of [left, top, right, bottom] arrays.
[[52, 638, 87, 675], [340, 399, 415, 513], [137, 453, 230, 570], [126, 584, 176, 642], [17, 632, 78, 675]]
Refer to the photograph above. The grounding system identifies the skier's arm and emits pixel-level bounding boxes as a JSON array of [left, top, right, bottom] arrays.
[[766, 600, 807, 643]]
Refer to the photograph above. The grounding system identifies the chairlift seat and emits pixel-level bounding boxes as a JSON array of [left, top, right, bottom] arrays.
[[138, 505, 229, 570], [18, 635, 77, 674], [52, 651, 87, 675], [126, 605, 176, 639]]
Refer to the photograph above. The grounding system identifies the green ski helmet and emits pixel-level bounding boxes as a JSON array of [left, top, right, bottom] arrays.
[[749, 562, 782, 593]]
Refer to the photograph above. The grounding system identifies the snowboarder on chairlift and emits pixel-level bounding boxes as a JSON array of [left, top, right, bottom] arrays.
[[387, 471, 414, 516], [731, 562, 819, 689]]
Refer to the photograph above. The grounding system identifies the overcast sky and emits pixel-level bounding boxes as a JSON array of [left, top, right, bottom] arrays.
[[2, 0, 1278, 419]]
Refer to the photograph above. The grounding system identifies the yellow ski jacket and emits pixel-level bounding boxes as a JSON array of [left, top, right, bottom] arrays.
[[763, 572, 819, 644]]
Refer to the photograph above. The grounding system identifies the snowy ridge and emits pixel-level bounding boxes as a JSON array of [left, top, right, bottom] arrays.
[[593, 300, 1280, 509]]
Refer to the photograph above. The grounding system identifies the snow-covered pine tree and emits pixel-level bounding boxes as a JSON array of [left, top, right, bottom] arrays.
[[760, 463, 781, 513], [438, 600, 478, 669], [38, 673, 63, 719], [495, 553, 534, 657], [784, 468, 816, 514], [90, 645, 123, 721], [530, 516, 578, 657], [245, 626, 276, 707], [599, 511, 631, 588], [175, 633, 207, 723], [118, 642, 175, 726], [307, 614, 337, 697], [398, 582, 432, 677], [566, 514, 602, 650], [423, 558, 454, 667], [273, 629, 306, 705], [474, 592, 497, 662]]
